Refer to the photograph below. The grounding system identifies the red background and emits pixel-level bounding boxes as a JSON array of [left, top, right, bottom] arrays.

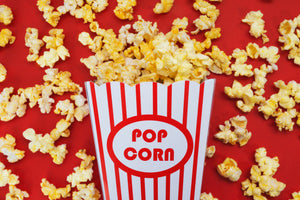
[[1, 0, 300, 199]]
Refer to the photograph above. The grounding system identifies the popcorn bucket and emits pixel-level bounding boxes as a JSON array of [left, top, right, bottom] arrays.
[[85, 79, 215, 200]]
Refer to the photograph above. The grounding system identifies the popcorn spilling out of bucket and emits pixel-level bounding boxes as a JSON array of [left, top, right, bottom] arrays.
[[85, 79, 215, 200]]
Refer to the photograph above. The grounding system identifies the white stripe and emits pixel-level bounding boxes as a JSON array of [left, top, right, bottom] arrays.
[[110, 82, 123, 125], [144, 178, 154, 200], [125, 84, 137, 118], [157, 84, 168, 116], [170, 82, 185, 123], [157, 176, 166, 200], [131, 175, 142, 199], [119, 169, 130, 199], [140, 82, 154, 115], [169, 170, 180, 199]]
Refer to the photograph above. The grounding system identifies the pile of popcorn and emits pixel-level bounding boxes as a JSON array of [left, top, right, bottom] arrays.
[[241, 148, 286, 200]]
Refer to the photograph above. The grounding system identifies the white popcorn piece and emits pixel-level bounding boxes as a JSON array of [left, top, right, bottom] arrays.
[[0, 162, 19, 187], [0, 63, 7, 82], [5, 185, 29, 200], [40, 178, 71, 200], [0, 134, 25, 163], [206, 145, 216, 158], [200, 192, 219, 200], [153, 0, 174, 14], [0, 5, 13, 25], [72, 183, 101, 200]]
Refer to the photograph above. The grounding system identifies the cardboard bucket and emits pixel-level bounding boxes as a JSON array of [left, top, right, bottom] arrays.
[[85, 80, 215, 200]]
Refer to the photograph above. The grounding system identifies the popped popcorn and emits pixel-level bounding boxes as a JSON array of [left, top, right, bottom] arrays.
[[206, 145, 216, 158], [278, 14, 300, 66], [6, 185, 29, 200], [242, 10, 269, 43], [40, 178, 71, 200], [67, 149, 95, 187], [37, 0, 62, 27], [192, 0, 220, 34], [0, 134, 25, 163], [25, 28, 45, 62], [200, 192, 219, 200], [23, 128, 68, 164], [0, 63, 7, 82], [0, 162, 19, 187], [206, 45, 232, 75], [114, 0, 136, 20], [72, 183, 101, 200], [241, 148, 286, 199], [153, 0, 174, 14], [290, 192, 300, 200], [215, 115, 252, 146], [0, 29, 15, 47], [217, 157, 242, 182], [0, 5, 13, 25]]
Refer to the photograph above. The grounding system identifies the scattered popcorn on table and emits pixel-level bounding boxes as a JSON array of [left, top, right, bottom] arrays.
[[217, 157, 242, 182], [0, 29, 15, 47], [67, 149, 95, 187], [0, 63, 7, 82], [72, 183, 101, 200], [40, 178, 71, 200], [278, 14, 300, 66], [6, 185, 29, 200], [153, 0, 174, 14], [241, 148, 286, 199], [215, 115, 252, 146], [0, 5, 13, 25], [0, 134, 25, 163], [206, 145, 216, 158], [242, 10, 269, 43], [114, 0, 136, 20], [200, 192, 219, 200]]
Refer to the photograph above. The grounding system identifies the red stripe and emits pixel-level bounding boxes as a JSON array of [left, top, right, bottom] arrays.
[[136, 84, 141, 116], [127, 173, 134, 200], [114, 165, 122, 200], [166, 86, 172, 200], [190, 82, 205, 200], [167, 85, 172, 118], [154, 177, 158, 200], [89, 82, 110, 199], [141, 177, 146, 200], [178, 81, 190, 200], [106, 83, 122, 199], [120, 83, 127, 120], [153, 82, 158, 115], [106, 83, 115, 129], [166, 175, 170, 200]]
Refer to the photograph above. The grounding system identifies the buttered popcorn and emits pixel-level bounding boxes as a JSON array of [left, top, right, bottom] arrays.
[[0, 28, 15, 47], [290, 192, 300, 200], [217, 157, 242, 182], [242, 148, 285, 199], [153, 0, 174, 14], [278, 14, 300, 65], [114, 0, 136, 20], [25, 28, 45, 62], [0, 5, 13, 25], [40, 179, 71, 200], [215, 115, 252, 146], [67, 149, 95, 187], [0, 134, 25, 163], [200, 192, 219, 200], [72, 183, 101, 200]]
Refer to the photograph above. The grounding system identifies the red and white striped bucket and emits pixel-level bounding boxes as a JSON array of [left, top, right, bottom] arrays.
[[85, 80, 215, 200]]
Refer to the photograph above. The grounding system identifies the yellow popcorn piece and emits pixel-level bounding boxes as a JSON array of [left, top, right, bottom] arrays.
[[0, 63, 7, 82], [0, 5, 13, 25], [241, 147, 286, 199], [242, 10, 269, 43], [86, 0, 108, 13], [288, 47, 300, 65], [273, 108, 297, 131], [279, 19, 297, 35], [41, 178, 71, 200], [0, 29, 15, 47], [278, 33, 299, 50], [290, 192, 300, 200], [23, 128, 68, 164], [72, 183, 101, 200], [206, 45, 232, 75], [0, 162, 19, 187], [192, 0, 220, 34], [37, 85, 55, 114], [246, 42, 260, 59], [54, 99, 75, 122], [252, 64, 278, 95], [67, 149, 95, 187], [50, 119, 71, 140], [114, 0, 136, 20], [206, 145, 216, 158], [6, 185, 29, 200], [258, 95, 279, 119], [215, 115, 251, 146], [37, 0, 62, 27], [231, 63, 253, 77], [217, 157, 242, 182], [232, 48, 248, 64], [25, 28, 45, 62], [200, 192, 218, 200], [0, 134, 25, 163], [153, 0, 174, 14], [72, 4, 95, 23]]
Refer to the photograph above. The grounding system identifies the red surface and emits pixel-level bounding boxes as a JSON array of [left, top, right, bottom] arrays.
[[1, 0, 300, 199]]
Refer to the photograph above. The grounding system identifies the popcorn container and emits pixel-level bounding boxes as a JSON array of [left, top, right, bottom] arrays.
[[85, 79, 215, 200]]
